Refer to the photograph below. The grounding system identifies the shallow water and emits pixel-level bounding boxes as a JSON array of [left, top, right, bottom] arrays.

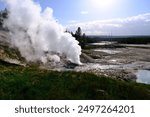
[[136, 70, 150, 84], [88, 41, 113, 46], [94, 49, 121, 54]]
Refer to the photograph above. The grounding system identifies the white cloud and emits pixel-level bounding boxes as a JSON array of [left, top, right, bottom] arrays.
[[68, 20, 78, 24], [80, 11, 89, 15], [67, 13, 150, 36]]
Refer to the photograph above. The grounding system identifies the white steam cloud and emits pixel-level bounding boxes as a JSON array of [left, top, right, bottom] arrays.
[[3, 0, 81, 64]]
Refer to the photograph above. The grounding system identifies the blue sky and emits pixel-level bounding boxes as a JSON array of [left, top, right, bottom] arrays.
[[36, 0, 150, 25], [1, 0, 150, 35]]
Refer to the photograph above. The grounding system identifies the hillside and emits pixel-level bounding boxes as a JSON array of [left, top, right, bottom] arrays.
[[0, 29, 150, 100], [0, 30, 25, 66]]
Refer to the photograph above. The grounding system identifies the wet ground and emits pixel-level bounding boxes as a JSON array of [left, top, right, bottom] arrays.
[[76, 42, 150, 83], [36, 42, 150, 83]]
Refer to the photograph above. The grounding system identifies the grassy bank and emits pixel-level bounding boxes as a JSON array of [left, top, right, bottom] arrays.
[[0, 60, 150, 100]]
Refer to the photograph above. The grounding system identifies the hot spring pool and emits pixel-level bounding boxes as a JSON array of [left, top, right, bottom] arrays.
[[136, 70, 150, 84]]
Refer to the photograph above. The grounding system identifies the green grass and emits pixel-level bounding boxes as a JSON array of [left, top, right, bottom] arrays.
[[0, 61, 150, 100]]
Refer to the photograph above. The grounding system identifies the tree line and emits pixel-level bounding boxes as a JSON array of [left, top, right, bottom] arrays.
[[66, 27, 87, 49], [0, 8, 8, 28]]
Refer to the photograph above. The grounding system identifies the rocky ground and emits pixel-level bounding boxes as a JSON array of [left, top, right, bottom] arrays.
[[77, 43, 150, 81]]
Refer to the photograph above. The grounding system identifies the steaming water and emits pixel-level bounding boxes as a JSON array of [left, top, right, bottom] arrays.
[[136, 70, 150, 84], [3, 0, 81, 64]]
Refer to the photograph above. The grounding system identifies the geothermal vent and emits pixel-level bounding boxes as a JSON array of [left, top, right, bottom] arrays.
[[2, 0, 81, 65]]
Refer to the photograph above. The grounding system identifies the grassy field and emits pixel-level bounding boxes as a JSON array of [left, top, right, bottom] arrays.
[[0, 60, 150, 100]]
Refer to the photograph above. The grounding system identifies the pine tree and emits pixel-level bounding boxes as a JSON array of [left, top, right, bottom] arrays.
[[0, 8, 8, 28]]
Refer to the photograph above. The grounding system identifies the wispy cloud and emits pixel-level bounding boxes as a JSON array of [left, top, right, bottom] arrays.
[[67, 13, 150, 36], [80, 11, 89, 15]]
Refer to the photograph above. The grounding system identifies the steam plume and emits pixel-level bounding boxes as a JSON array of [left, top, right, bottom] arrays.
[[2, 0, 81, 64]]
